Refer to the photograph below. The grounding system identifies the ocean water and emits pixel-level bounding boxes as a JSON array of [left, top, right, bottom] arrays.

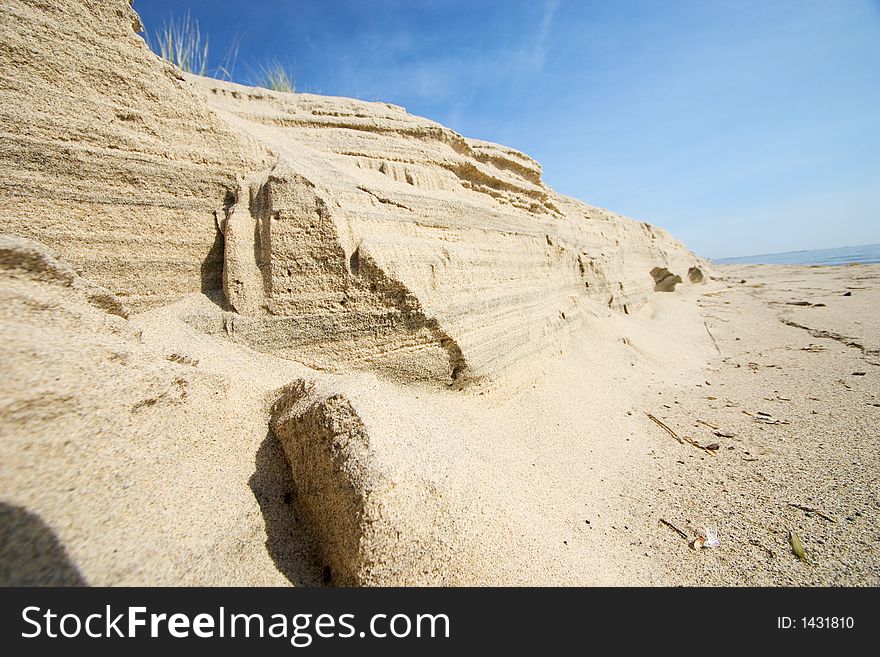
[[713, 243, 880, 266]]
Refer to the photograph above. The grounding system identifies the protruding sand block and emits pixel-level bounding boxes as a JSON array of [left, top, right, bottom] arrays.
[[270, 381, 458, 585]]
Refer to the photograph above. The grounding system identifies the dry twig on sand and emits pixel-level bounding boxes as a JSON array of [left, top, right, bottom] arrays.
[[646, 413, 718, 456], [645, 412, 683, 444], [703, 320, 721, 354], [659, 518, 688, 539], [787, 503, 836, 523]]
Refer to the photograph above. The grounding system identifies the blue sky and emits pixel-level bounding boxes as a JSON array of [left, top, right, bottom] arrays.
[[133, 0, 880, 258]]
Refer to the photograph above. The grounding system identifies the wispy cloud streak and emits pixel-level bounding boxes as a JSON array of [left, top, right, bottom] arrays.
[[533, 0, 561, 68]]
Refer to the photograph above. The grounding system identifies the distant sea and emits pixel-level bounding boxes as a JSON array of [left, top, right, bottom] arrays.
[[713, 243, 880, 266]]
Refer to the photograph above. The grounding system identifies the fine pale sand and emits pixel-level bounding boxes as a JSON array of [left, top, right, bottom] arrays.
[[0, 0, 877, 586], [2, 252, 877, 585]]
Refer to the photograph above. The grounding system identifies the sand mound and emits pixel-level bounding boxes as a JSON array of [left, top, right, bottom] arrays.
[[187, 75, 706, 384]]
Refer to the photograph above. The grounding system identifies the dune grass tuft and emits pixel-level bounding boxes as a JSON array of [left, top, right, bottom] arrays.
[[148, 12, 293, 91], [149, 11, 209, 76], [252, 60, 295, 93]]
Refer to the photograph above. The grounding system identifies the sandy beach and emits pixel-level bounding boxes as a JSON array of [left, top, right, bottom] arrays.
[[2, 256, 876, 586], [1, 0, 877, 587], [625, 264, 879, 585]]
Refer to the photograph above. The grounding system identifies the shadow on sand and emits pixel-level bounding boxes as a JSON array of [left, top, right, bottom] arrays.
[[0, 502, 87, 586], [249, 430, 326, 586]]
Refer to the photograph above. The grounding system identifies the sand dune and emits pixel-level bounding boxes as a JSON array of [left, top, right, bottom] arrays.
[[1, 0, 876, 586]]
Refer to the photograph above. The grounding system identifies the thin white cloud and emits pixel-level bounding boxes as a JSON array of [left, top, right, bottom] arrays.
[[329, 1, 564, 109], [534, 0, 561, 68]]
